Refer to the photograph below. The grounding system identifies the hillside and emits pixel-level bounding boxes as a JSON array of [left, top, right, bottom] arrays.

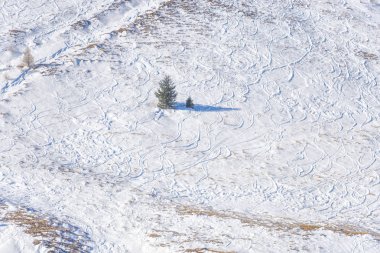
[[0, 0, 380, 252]]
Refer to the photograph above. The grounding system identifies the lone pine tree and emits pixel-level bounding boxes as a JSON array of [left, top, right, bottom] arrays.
[[155, 76, 177, 109]]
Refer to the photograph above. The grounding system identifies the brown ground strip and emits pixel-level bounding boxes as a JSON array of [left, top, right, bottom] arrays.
[[176, 205, 380, 239], [0, 203, 93, 253]]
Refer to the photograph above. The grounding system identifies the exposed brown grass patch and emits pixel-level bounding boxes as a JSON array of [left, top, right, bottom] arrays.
[[147, 232, 161, 238], [8, 29, 26, 37], [355, 51, 378, 60], [1, 205, 93, 252], [71, 20, 91, 30], [176, 205, 380, 239], [299, 223, 321, 231], [5, 211, 59, 238]]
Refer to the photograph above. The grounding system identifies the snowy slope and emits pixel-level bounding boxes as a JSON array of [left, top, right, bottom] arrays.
[[0, 0, 380, 252]]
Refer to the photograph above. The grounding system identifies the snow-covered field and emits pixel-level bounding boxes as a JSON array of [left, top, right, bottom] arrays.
[[0, 0, 380, 252]]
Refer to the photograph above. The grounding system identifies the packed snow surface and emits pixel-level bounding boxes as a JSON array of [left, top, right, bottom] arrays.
[[0, 0, 380, 252]]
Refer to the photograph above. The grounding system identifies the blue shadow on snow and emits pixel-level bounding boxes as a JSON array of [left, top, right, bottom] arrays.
[[175, 102, 240, 112]]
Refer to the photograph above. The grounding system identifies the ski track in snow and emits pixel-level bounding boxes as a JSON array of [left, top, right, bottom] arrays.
[[0, 0, 380, 252]]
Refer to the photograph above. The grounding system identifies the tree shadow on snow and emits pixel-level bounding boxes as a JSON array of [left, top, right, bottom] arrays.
[[175, 102, 240, 112]]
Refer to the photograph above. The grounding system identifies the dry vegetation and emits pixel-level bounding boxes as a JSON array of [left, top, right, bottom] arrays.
[[176, 205, 380, 239], [355, 50, 378, 60], [0, 203, 93, 252]]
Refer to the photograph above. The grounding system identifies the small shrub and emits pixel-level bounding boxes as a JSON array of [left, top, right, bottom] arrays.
[[21, 47, 34, 68], [185, 96, 194, 108]]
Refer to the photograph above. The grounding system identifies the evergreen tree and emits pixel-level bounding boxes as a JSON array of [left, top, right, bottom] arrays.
[[155, 76, 177, 109], [185, 96, 194, 108]]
